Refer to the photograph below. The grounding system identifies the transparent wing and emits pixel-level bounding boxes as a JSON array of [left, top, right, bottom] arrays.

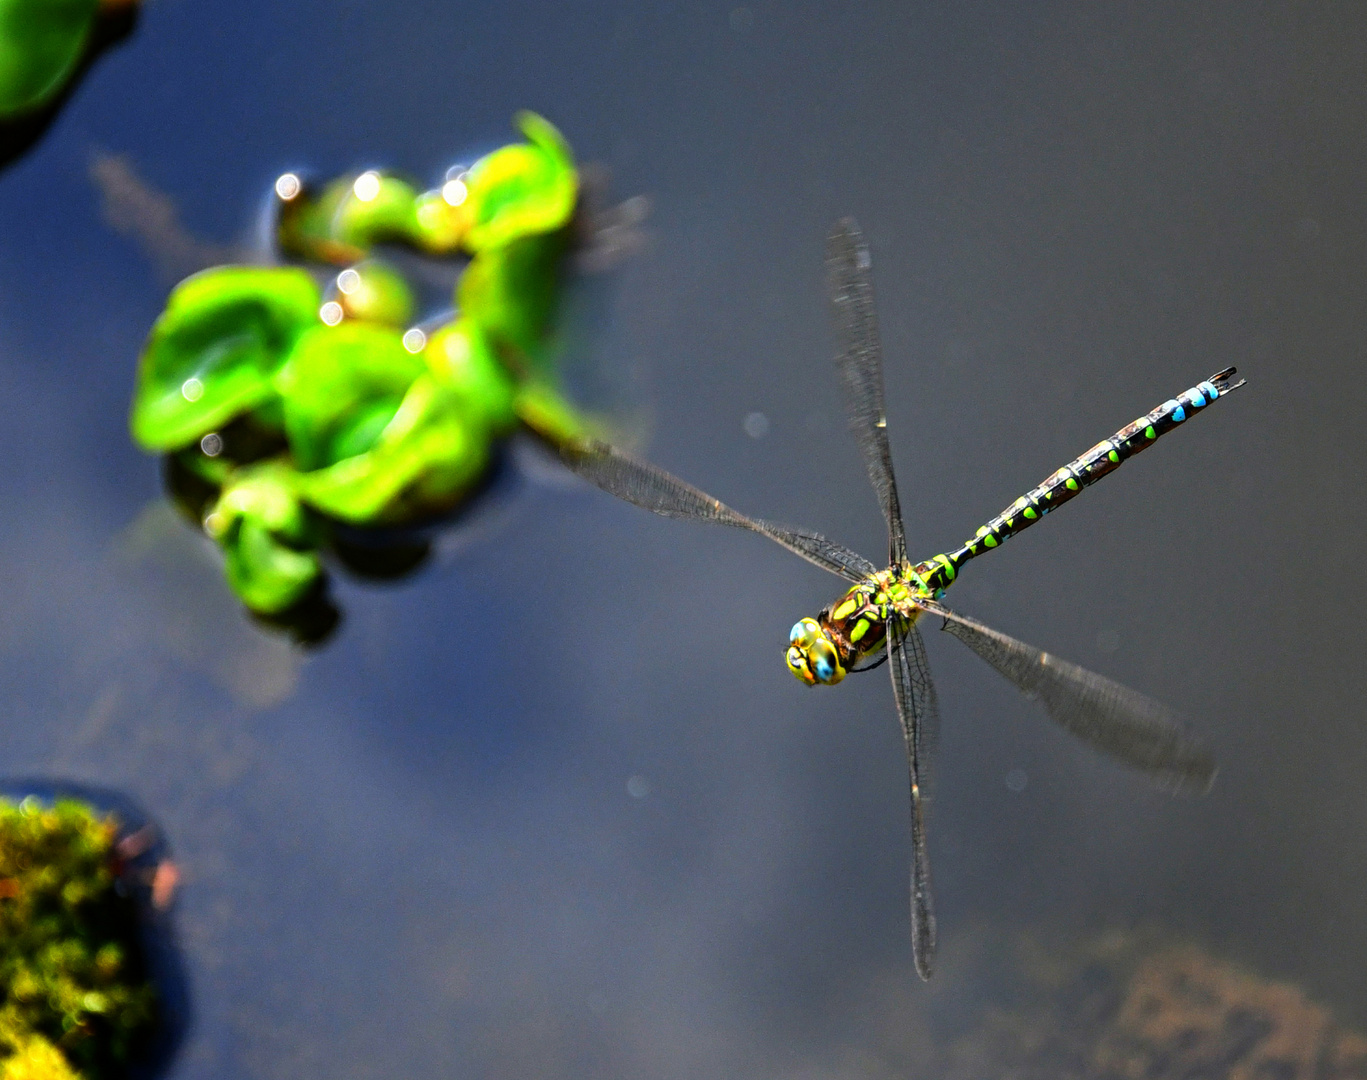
[[553, 436, 879, 582], [888, 621, 939, 980], [916, 598, 1216, 792], [826, 217, 908, 567], [900, 622, 942, 792]]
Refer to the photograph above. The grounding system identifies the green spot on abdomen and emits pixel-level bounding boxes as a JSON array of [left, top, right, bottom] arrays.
[[1065, 477, 1079, 491], [1145, 425, 1156, 439], [983, 534, 998, 548], [1108, 449, 1120, 463], [1024, 507, 1038, 520]]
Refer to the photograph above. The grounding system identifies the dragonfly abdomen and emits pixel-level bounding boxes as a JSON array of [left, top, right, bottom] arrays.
[[914, 367, 1244, 591]]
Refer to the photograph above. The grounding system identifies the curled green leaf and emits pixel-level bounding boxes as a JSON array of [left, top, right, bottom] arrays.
[[130, 267, 321, 452], [334, 171, 422, 250], [296, 374, 491, 525], [462, 111, 578, 253], [277, 172, 424, 264], [279, 322, 510, 525], [275, 322, 427, 473], [204, 463, 320, 614]]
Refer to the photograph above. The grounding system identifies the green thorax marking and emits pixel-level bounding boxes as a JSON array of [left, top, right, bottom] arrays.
[[820, 564, 940, 668]]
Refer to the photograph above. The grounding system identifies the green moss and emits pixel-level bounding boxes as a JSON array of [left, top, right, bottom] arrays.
[[0, 798, 157, 1080], [1, 1033, 81, 1080]]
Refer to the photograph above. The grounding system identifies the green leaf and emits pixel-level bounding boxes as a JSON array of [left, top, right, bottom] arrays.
[[204, 463, 321, 614], [276, 322, 498, 525], [329, 259, 415, 327], [275, 322, 426, 472], [335, 172, 422, 250], [276, 176, 367, 265], [0, 0, 98, 117], [411, 187, 466, 255], [462, 111, 578, 252], [513, 379, 595, 447], [421, 318, 518, 431], [457, 230, 569, 370], [296, 373, 496, 526], [130, 267, 321, 452]]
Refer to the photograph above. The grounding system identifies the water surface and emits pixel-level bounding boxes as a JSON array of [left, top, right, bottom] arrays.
[[0, 2, 1364, 1076]]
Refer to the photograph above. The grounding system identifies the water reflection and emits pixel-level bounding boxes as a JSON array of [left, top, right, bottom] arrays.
[[3, 1, 1358, 1072], [928, 925, 1367, 1080], [113, 504, 303, 706]]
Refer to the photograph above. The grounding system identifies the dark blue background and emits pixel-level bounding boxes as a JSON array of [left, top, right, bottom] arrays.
[[0, 2, 1363, 1075]]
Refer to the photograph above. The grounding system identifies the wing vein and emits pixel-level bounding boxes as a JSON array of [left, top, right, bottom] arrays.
[[826, 218, 908, 566], [917, 598, 1216, 792]]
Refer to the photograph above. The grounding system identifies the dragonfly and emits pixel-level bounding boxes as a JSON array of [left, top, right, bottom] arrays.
[[542, 217, 1240, 980]]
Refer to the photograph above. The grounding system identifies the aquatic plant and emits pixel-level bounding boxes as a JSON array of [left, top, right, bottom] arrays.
[[128, 113, 598, 634], [0, 797, 158, 1080], [0, 0, 139, 174]]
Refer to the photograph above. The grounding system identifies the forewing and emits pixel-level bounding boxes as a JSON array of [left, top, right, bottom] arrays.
[[826, 218, 908, 566], [918, 598, 1216, 793], [553, 436, 877, 582], [888, 622, 938, 981]]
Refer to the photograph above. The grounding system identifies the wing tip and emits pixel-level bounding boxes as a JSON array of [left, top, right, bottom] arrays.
[[913, 922, 937, 981], [827, 215, 865, 255], [1164, 756, 1218, 797]]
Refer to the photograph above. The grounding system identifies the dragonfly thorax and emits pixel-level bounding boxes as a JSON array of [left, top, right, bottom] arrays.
[[785, 566, 929, 686]]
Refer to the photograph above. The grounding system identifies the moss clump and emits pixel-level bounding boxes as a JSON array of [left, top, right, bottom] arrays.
[[0, 798, 157, 1080]]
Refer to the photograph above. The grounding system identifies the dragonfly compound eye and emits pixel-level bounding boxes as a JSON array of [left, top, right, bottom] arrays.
[[790, 619, 820, 647], [785, 618, 846, 687]]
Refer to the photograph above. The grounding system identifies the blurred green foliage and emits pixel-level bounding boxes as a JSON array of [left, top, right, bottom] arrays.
[[0, 798, 157, 1080], [130, 267, 319, 452], [129, 113, 596, 629], [0, 0, 98, 117]]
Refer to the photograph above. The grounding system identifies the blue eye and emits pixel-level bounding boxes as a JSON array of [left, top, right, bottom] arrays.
[[790, 621, 806, 644], [814, 657, 833, 681]]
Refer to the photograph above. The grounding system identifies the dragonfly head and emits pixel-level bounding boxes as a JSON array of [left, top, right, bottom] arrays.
[[786, 617, 847, 687]]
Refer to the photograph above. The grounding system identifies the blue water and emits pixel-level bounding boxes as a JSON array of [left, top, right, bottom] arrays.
[[1, 2, 1365, 1075]]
